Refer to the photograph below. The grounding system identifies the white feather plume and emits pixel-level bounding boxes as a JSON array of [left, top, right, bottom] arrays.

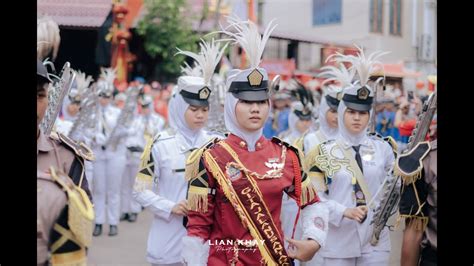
[[218, 15, 277, 68], [37, 16, 60, 61], [318, 64, 356, 88], [180, 61, 203, 77], [74, 70, 93, 95], [100, 68, 117, 85], [326, 45, 390, 87], [176, 38, 228, 85]]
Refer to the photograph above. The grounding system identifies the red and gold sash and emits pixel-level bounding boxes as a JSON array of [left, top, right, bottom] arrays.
[[204, 141, 291, 266]]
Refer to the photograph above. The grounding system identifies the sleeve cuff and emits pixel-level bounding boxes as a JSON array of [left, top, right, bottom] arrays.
[[329, 201, 346, 227], [134, 190, 176, 221], [302, 202, 328, 248]]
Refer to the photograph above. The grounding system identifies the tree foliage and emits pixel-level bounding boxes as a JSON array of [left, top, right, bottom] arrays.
[[137, 0, 200, 81]]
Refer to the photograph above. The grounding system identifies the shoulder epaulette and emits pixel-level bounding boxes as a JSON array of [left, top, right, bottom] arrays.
[[51, 131, 95, 161], [271, 136, 304, 164], [134, 133, 161, 193], [368, 132, 398, 157], [186, 137, 220, 213], [368, 131, 383, 139], [383, 136, 398, 157], [394, 141, 431, 185], [185, 137, 220, 181]]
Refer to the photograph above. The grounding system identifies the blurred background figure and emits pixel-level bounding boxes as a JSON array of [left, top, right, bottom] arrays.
[[263, 88, 291, 138]]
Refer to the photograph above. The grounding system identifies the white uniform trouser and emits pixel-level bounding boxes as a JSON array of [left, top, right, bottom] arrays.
[[281, 194, 302, 266], [151, 263, 184, 266], [121, 150, 142, 214], [310, 250, 390, 266], [93, 149, 127, 225], [84, 160, 94, 192]]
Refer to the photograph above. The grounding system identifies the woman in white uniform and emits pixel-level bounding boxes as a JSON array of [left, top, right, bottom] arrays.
[[305, 46, 395, 265], [303, 63, 354, 155], [132, 39, 225, 266]]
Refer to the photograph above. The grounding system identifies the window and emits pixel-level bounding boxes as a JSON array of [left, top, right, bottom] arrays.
[[370, 0, 383, 33], [313, 0, 342, 26], [389, 0, 402, 35]]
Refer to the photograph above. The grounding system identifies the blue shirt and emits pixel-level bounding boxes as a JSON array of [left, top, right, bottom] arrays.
[[376, 110, 400, 141], [263, 108, 290, 139]]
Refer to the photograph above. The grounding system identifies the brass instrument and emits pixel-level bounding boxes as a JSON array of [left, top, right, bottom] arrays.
[[370, 91, 437, 246]]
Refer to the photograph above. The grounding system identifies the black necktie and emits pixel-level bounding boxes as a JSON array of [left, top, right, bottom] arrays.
[[352, 145, 367, 222], [101, 111, 107, 150], [352, 145, 363, 173]]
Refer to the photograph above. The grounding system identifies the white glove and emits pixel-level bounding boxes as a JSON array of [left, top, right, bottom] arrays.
[[182, 236, 209, 266]]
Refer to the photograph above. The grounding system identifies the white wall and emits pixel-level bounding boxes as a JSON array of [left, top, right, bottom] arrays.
[[259, 0, 427, 65]]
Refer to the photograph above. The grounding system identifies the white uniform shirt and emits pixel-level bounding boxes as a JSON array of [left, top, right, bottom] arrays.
[[91, 104, 124, 160], [125, 113, 166, 150], [133, 129, 219, 264], [304, 130, 329, 155], [317, 135, 395, 258]]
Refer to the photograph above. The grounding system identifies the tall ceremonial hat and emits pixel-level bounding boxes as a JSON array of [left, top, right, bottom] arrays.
[[175, 38, 227, 107], [69, 70, 93, 104], [97, 68, 116, 98], [328, 45, 389, 112], [219, 15, 277, 101], [318, 63, 355, 110], [287, 79, 314, 120]]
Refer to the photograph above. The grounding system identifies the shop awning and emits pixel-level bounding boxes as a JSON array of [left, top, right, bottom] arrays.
[[38, 0, 112, 28]]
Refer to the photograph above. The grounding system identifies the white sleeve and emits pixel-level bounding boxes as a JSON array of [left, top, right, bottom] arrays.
[[317, 190, 347, 227], [132, 145, 176, 220], [182, 236, 210, 266], [301, 202, 329, 248], [132, 189, 175, 220]]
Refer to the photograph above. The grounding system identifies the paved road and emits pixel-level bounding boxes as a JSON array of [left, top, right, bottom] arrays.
[[88, 210, 403, 265]]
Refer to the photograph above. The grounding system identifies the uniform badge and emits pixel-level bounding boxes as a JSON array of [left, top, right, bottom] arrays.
[[313, 217, 325, 231], [355, 191, 364, 199], [361, 147, 375, 162], [247, 69, 264, 86], [362, 153, 373, 161], [264, 158, 284, 177], [198, 86, 210, 100], [226, 164, 242, 181], [357, 86, 370, 100]]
